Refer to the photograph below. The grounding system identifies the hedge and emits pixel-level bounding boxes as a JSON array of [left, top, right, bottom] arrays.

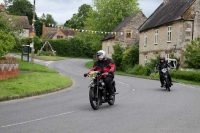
[[170, 70, 200, 82]]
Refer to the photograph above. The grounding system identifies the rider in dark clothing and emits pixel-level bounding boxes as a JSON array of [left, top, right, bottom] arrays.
[[84, 50, 116, 99], [156, 56, 173, 87]]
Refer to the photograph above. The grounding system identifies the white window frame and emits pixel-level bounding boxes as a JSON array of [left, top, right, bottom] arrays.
[[167, 26, 172, 42], [144, 55, 147, 64], [144, 32, 147, 46], [154, 29, 158, 44]]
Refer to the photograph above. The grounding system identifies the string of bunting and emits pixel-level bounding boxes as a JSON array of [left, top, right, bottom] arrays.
[[33, 20, 132, 35]]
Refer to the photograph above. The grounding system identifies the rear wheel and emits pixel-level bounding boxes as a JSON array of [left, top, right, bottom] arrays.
[[89, 88, 100, 110]]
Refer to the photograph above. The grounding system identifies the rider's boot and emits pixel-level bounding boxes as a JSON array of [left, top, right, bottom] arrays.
[[161, 84, 164, 88]]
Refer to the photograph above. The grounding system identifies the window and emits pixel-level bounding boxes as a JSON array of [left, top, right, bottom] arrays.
[[126, 31, 131, 38], [144, 55, 147, 64], [144, 32, 147, 46], [57, 36, 63, 39], [154, 29, 158, 44], [108, 46, 109, 54], [167, 26, 172, 42]]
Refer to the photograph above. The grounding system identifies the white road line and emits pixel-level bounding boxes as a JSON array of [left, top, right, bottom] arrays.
[[0, 110, 80, 129], [46, 61, 53, 66], [115, 81, 135, 101], [116, 81, 130, 87]]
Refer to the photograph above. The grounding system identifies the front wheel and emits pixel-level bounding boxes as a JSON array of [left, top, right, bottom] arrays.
[[89, 87, 100, 110], [108, 94, 115, 105], [165, 78, 170, 91]]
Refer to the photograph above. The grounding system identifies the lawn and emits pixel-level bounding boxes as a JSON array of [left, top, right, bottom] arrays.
[[0, 59, 72, 101]]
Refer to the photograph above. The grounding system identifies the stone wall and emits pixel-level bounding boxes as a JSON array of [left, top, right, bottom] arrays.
[[0, 56, 19, 80]]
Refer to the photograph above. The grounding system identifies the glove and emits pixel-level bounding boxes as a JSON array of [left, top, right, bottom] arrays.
[[84, 73, 88, 77], [108, 70, 113, 74]]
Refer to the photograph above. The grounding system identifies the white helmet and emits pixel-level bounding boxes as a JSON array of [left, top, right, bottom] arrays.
[[97, 50, 106, 59]]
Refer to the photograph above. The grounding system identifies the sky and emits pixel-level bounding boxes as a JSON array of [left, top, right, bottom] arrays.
[[0, 0, 163, 25]]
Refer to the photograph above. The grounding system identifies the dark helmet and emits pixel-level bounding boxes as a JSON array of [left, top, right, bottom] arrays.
[[160, 56, 165, 60]]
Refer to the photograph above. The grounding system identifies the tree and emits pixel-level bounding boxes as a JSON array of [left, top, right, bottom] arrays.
[[64, 4, 92, 29], [40, 13, 57, 27], [85, 0, 140, 32], [184, 36, 200, 69], [6, 0, 33, 24]]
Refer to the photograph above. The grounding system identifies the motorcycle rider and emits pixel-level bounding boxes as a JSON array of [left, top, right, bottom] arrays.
[[156, 56, 173, 87], [84, 50, 116, 99]]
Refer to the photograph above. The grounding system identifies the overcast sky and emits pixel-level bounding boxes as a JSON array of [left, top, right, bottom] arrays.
[[0, 0, 163, 24]]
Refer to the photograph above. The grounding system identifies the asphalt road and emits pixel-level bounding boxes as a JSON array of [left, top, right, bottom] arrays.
[[0, 58, 200, 133]]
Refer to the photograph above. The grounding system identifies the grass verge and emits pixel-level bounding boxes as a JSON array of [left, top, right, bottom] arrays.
[[0, 59, 72, 102]]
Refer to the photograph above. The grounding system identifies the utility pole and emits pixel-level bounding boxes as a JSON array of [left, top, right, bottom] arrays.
[[31, 0, 36, 64]]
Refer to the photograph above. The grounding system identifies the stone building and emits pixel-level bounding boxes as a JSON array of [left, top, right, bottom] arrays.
[[102, 11, 147, 58], [139, 0, 200, 66]]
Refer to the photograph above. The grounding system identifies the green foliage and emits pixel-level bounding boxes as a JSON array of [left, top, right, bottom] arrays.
[[112, 44, 124, 70], [7, 0, 33, 24], [85, 0, 140, 32], [144, 56, 160, 74], [40, 13, 57, 27], [184, 36, 200, 69], [171, 70, 200, 82], [126, 64, 148, 76], [0, 30, 16, 56], [64, 4, 92, 29], [121, 45, 139, 70]]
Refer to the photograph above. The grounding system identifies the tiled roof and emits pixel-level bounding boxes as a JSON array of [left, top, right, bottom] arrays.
[[46, 32, 57, 39], [61, 29, 75, 36], [10, 15, 30, 29], [139, 0, 195, 32], [102, 12, 141, 41]]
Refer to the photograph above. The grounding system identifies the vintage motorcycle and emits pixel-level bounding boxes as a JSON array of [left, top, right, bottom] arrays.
[[86, 71, 116, 110], [161, 68, 171, 91]]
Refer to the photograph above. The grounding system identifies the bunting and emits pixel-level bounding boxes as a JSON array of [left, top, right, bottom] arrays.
[[33, 19, 133, 35]]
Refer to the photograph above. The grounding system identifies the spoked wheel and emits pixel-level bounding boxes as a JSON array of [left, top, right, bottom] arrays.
[[165, 79, 170, 91], [108, 94, 115, 105], [89, 88, 100, 110]]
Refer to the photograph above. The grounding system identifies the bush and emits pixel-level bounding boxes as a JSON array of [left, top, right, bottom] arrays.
[[0, 30, 16, 57], [121, 45, 139, 71], [170, 70, 200, 82], [112, 44, 124, 70], [126, 64, 148, 76], [184, 36, 200, 69]]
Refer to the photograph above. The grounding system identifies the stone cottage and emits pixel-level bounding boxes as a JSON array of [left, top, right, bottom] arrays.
[[138, 0, 200, 66], [0, 3, 31, 39], [102, 11, 147, 58]]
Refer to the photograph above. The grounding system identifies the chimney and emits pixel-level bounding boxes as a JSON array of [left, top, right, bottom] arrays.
[[163, 0, 169, 3], [0, 3, 5, 12], [42, 22, 46, 35]]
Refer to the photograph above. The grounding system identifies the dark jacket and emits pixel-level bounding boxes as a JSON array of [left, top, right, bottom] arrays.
[[156, 61, 170, 72]]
